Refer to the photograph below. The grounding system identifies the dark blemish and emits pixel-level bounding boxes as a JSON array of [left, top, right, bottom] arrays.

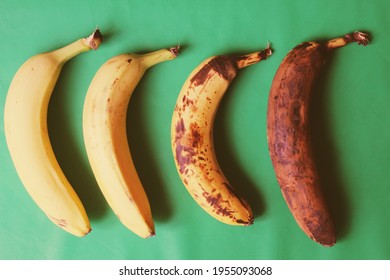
[[127, 58, 133, 63], [292, 147, 300, 156], [185, 97, 194, 108], [293, 42, 313, 52], [175, 118, 185, 135], [203, 192, 236, 217], [190, 56, 237, 86], [107, 97, 111, 103], [181, 95, 195, 111], [291, 101, 301, 125], [50, 216, 68, 228], [175, 144, 196, 174], [186, 98, 194, 106], [112, 77, 119, 87], [189, 123, 202, 147], [174, 121, 201, 173], [175, 118, 195, 173], [236, 218, 253, 225], [285, 42, 317, 65], [205, 192, 221, 206], [57, 219, 68, 228]]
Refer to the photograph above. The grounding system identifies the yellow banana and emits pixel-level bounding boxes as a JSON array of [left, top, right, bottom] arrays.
[[171, 45, 272, 225], [83, 46, 179, 238], [4, 29, 103, 237]]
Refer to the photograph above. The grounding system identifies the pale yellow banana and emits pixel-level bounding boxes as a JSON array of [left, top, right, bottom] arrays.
[[83, 47, 179, 238], [4, 29, 103, 237], [171, 45, 272, 225]]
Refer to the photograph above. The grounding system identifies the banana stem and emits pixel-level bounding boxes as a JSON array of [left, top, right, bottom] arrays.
[[236, 43, 273, 69], [51, 28, 103, 64], [325, 31, 370, 50], [82, 28, 103, 50], [141, 45, 180, 68]]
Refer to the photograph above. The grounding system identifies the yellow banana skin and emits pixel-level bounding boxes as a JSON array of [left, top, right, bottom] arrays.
[[171, 46, 272, 225], [83, 47, 179, 238], [4, 29, 102, 237]]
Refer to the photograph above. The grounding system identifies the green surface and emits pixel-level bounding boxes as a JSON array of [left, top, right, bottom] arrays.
[[0, 0, 389, 260]]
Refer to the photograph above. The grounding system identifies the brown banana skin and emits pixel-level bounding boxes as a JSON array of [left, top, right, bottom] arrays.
[[267, 32, 369, 247]]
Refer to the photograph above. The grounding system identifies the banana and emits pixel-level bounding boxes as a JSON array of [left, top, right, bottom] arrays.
[[83, 46, 179, 238], [4, 29, 103, 237], [171, 45, 272, 225], [267, 31, 369, 246]]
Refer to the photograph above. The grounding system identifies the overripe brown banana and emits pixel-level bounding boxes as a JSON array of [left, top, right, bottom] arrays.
[[267, 31, 370, 246], [172, 45, 272, 225]]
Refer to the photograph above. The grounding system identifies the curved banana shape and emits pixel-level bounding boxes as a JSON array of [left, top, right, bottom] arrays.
[[83, 47, 179, 238], [171, 45, 272, 225], [267, 31, 369, 246], [4, 29, 103, 236]]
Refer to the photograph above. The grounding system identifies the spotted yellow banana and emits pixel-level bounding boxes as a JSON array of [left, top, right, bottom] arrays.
[[83, 46, 179, 238], [171, 45, 272, 225]]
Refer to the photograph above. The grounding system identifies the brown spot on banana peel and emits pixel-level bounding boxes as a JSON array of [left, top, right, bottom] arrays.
[[49, 216, 68, 228], [267, 32, 370, 247], [175, 118, 203, 174], [190, 44, 273, 86], [202, 183, 253, 225], [190, 56, 238, 86], [203, 191, 235, 217]]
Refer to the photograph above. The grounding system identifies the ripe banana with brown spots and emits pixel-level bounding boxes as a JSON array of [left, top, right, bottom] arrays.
[[83, 46, 179, 238], [267, 31, 370, 246], [171, 45, 272, 226]]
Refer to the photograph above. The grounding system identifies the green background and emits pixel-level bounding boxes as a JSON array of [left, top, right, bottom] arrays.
[[0, 0, 389, 260]]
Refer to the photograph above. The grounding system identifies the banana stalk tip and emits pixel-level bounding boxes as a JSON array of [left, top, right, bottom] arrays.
[[86, 28, 103, 50], [170, 44, 180, 57], [263, 41, 273, 57], [348, 31, 370, 46]]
